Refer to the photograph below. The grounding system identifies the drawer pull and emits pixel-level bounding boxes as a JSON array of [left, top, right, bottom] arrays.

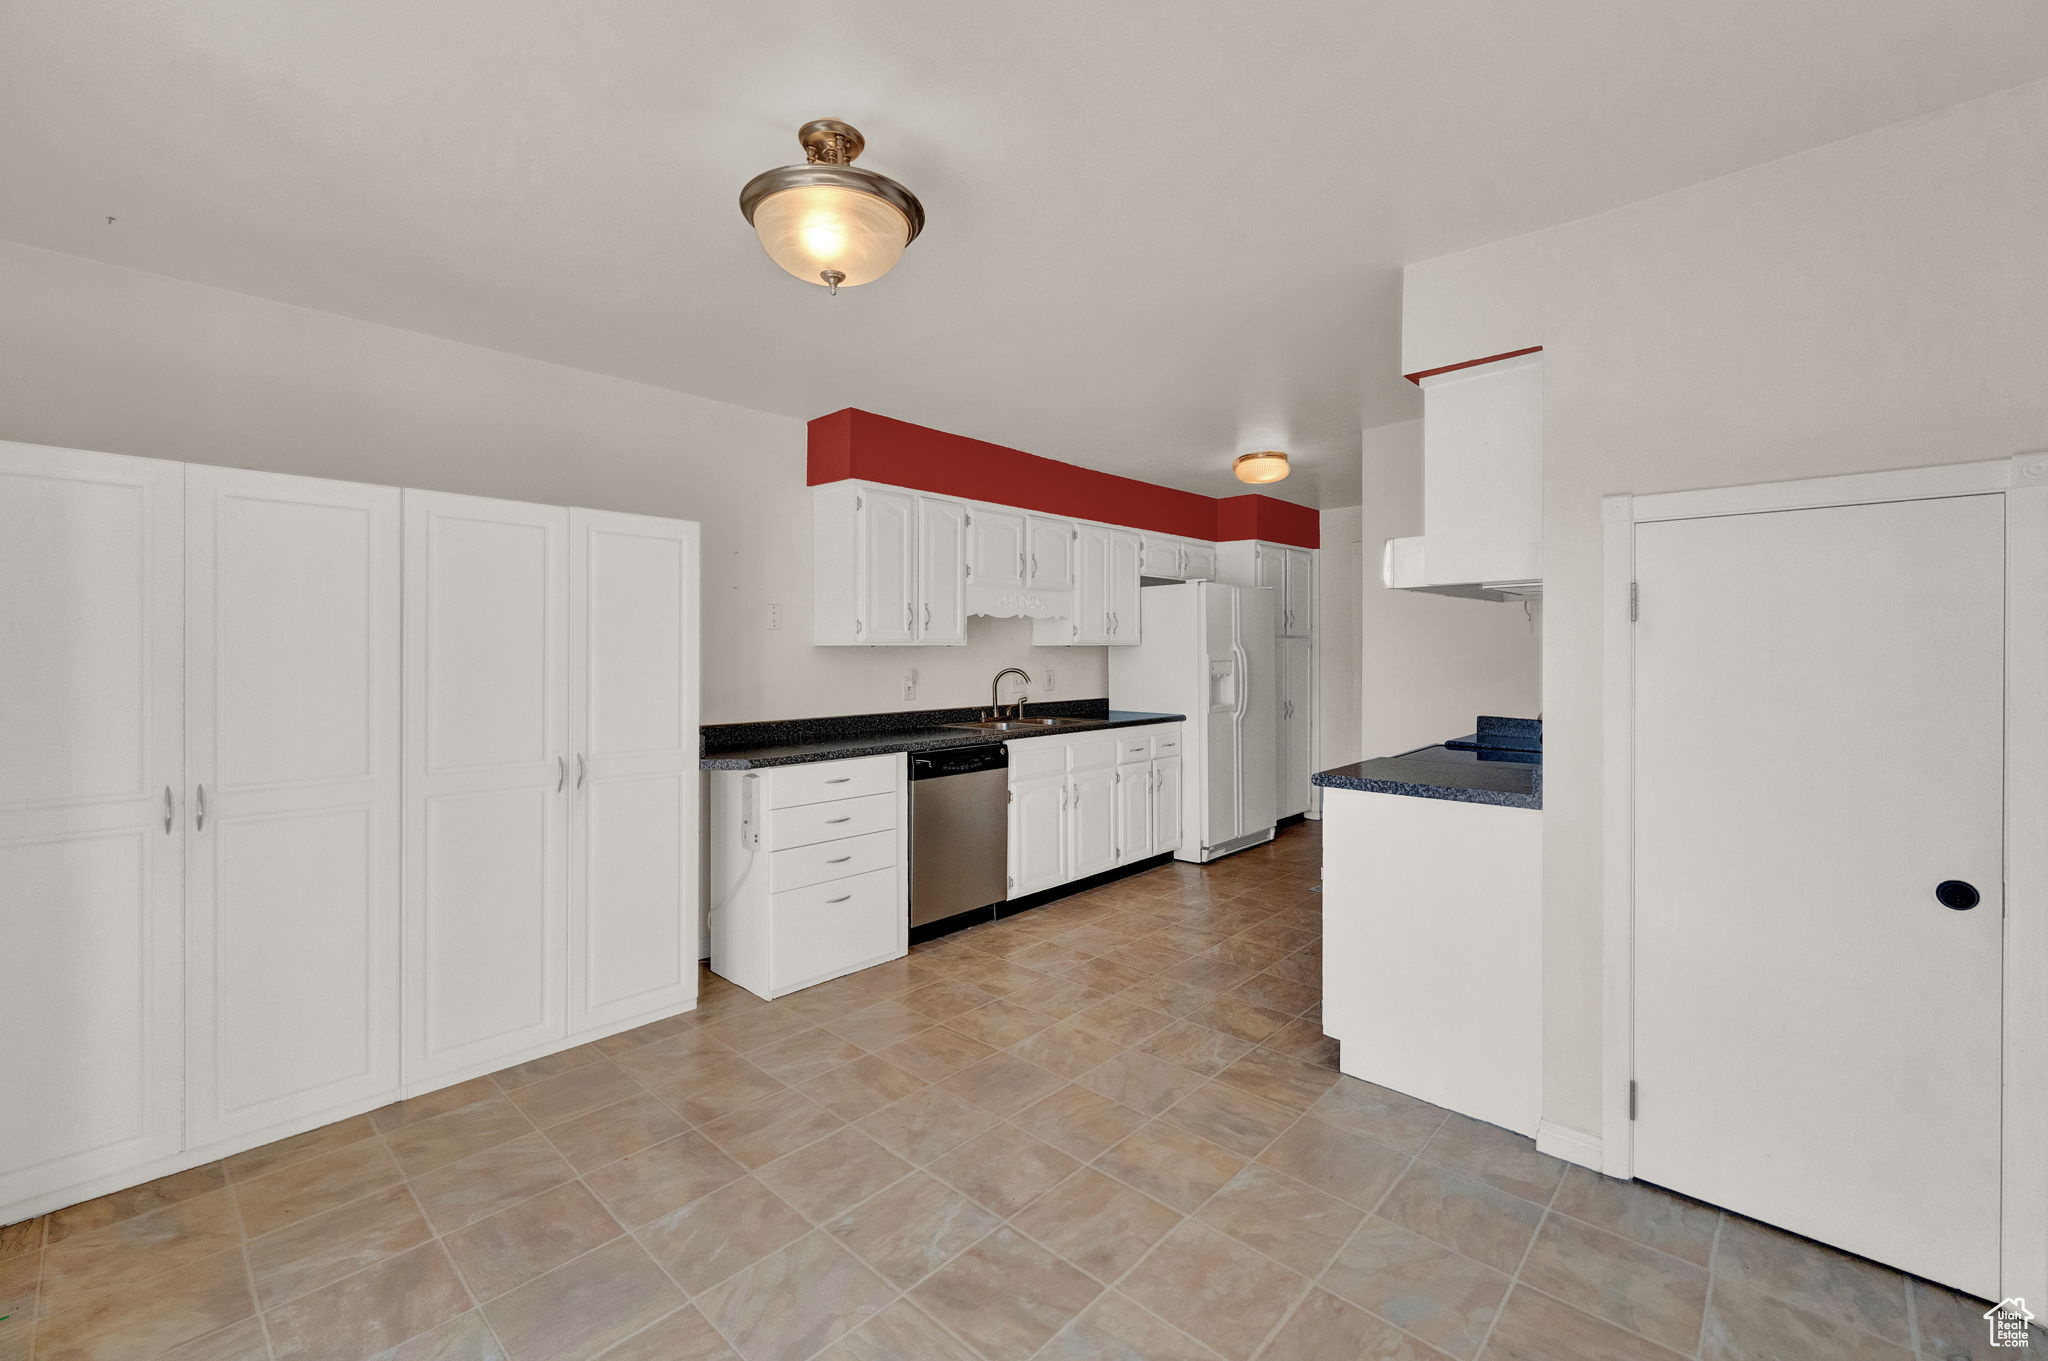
[[825, 777, 851, 784], [826, 855, 852, 864], [826, 816, 852, 824], [826, 894, 852, 904]]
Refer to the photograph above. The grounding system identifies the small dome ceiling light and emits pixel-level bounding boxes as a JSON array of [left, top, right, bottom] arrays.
[[739, 119, 925, 294], [1233, 451, 1291, 485]]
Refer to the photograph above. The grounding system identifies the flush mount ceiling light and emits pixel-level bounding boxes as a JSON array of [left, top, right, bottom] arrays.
[[739, 119, 925, 295], [1233, 450, 1291, 485]]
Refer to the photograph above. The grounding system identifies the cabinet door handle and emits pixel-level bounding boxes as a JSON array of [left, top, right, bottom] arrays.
[[826, 894, 852, 904], [1017, 551, 1025, 579], [826, 816, 851, 824], [906, 602, 915, 631], [923, 603, 931, 629], [576, 753, 587, 789], [164, 786, 174, 834], [195, 784, 207, 832], [826, 855, 852, 864], [557, 756, 566, 792], [1030, 553, 1038, 579]]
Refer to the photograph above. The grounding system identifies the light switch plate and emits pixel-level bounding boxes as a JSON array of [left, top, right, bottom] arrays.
[[765, 603, 783, 630], [901, 669, 917, 702]]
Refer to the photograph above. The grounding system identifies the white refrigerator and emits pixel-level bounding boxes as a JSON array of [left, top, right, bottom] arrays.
[[1111, 581, 1278, 862]]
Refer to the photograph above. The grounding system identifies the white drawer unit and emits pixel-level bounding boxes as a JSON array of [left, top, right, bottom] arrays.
[[1005, 723, 1184, 898], [769, 791, 896, 847], [770, 828, 898, 892], [770, 752, 901, 808], [710, 753, 909, 999]]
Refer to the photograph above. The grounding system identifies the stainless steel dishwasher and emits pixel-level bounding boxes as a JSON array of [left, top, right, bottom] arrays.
[[909, 744, 1009, 928]]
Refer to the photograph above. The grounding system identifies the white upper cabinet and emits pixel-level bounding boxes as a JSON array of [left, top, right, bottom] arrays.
[[1393, 349, 1542, 593], [1141, 536, 1183, 577], [183, 467, 402, 1148], [1180, 543, 1218, 579], [815, 484, 970, 645], [1282, 547, 1315, 638], [1107, 532, 1143, 643], [1025, 515, 1074, 591], [967, 505, 1027, 591], [568, 509, 701, 1030], [0, 443, 186, 1211], [859, 487, 918, 644], [915, 496, 968, 644]]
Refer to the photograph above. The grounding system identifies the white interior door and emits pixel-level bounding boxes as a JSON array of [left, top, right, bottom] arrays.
[[1632, 494, 2005, 1295], [0, 444, 184, 1210], [568, 509, 700, 1031], [405, 491, 570, 1084], [184, 468, 401, 1146], [915, 497, 967, 644]]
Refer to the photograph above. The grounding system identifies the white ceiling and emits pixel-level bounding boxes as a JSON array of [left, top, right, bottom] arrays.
[[5, 2, 2047, 506]]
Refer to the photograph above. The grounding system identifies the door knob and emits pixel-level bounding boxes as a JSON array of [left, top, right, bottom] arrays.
[[1935, 880, 1981, 911]]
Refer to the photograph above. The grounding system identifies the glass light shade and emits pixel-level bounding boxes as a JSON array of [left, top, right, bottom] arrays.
[[1234, 451, 1290, 484], [751, 184, 911, 288]]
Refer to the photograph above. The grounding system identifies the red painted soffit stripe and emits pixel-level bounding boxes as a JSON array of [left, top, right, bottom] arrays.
[[1403, 345, 1543, 385], [804, 409, 1320, 549]]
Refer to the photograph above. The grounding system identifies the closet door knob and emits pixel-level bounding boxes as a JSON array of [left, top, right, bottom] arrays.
[[1935, 880, 1981, 911]]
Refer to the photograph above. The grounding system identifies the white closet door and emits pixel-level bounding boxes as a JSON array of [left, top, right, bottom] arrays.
[[0, 444, 185, 1211], [568, 509, 701, 1031], [405, 491, 570, 1084], [184, 468, 401, 1145], [1632, 495, 2004, 1294]]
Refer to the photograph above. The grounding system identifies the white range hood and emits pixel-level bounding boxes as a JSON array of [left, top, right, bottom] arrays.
[[1384, 348, 1544, 601]]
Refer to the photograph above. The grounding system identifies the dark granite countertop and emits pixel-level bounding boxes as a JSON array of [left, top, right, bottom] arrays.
[[701, 699, 1185, 770], [1313, 716, 1543, 809]]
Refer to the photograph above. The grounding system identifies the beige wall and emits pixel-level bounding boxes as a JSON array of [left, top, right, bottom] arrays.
[[1402, 79, 2048, 1138], [0, 240, 1108, 725], [1356, 420, 1542, 761], [1315, 505, 1365, 773]]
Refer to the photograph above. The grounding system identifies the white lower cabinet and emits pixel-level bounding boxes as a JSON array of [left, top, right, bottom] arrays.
[[1152, 757, 1184, 854], [1006, 725, 1183, 898], [1008, 775, 1068, 897], [710, 755, 909, 999], [0, 440, 702, 1227], [1277, 636, 1314, 818]]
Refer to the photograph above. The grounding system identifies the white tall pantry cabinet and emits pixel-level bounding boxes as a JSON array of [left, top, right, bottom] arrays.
[[0, 442, 700, 1226], [184, 467, 404, 1148]]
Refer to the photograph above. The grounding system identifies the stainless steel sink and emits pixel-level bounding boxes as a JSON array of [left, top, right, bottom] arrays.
[[944, 717, 1092, 732]]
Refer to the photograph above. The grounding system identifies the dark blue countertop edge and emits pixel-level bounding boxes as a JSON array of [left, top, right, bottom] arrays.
[[1313, 716, 1544, 809], [701, 709, 1186, 770]]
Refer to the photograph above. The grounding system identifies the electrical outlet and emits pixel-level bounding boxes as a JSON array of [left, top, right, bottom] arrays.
[[1044, 666, 1056, 693], [902, 669, 917, 702], [765, 603, 783, 630]]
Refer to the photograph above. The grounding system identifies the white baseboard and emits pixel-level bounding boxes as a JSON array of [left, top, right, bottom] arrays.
[[1536, 1118, 1603, 1171]]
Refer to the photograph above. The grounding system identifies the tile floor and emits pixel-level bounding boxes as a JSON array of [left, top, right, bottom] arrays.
[[0, 820, 2033, 1361]]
